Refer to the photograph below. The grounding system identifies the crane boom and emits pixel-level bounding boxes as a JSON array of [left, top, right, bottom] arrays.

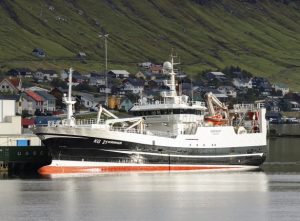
[[204, 92, 228, 119]]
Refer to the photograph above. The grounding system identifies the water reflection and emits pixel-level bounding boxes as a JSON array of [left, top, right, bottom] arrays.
[[0, 171, 270, 221], [263, 136, 300, 173]]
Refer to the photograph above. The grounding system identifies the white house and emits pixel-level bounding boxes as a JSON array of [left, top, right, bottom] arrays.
[[206, 72, 226, 81], [77, 93, 104, 109], [107, 70, 130, 79], [35, 91, 56, 112], [138, 62, 152, 68], [99, 85, 112, 94], [0, 78, 22, 94], [34, 70, 58, 82], [289, 101, 300, 111], [122, 79, 144, 94], [89, 76, 106, 86], [272, 83, 289, 96], [232, 78, 252, 89], [217, 86, 237, 98]]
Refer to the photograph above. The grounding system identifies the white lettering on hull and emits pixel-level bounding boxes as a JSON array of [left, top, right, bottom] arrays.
[[93, 139, 122, 145]]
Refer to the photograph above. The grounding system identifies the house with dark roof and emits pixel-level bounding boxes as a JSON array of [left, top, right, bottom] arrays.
[[272, 83, 289, 96], [76, 92, 105, 109], [122, 78, 144, 94], [217, 86, 237, 98], [33, 69, 58, 82], [206, 72, 226, 81], [284, 92, 300, 104], [32, 48, 46, 58], [110, 85, 125, 96], [89, 76, 106, 86], [265, 111, 283, 123], [35, 91, 57, 112], [197, 87, 228, 101], [50, 87, 68, 109], [251, 77, 272, 96], [107, 70, 130, 79], [73, 74, 89, 84], [0, 77, 22, 94], [138, 62, 152, 68], [99, 84, 112, 94], [88, 73, 106, 86], [77, 51, 87, 59], [63, 71, 88, 85], [7, 68, 32, 78], [232, 78, 252, 89]]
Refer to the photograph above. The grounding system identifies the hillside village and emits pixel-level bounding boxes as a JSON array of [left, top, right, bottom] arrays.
[[0, 61, 299, 126]]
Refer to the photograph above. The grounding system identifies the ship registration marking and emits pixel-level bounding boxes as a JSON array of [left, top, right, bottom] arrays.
[[93, 139, 122, 145], [102, 140, 123, 145], [210, 129, 221, 135]]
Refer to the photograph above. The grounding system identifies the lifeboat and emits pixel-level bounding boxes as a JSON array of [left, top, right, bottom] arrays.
[[205, 115, 227, 126]]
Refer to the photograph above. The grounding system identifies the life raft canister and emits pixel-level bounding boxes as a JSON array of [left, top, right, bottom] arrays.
[[205, 115, 227, 126]]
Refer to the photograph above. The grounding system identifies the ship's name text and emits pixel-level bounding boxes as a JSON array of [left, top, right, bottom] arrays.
[[210, 129, 221, 135], [94, 139, 122, 145]]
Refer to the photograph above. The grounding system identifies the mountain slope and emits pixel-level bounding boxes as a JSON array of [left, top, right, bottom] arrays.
[[0, 0, 300, 90]]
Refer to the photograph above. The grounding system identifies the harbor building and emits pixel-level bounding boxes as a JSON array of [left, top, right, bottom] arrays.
[[0, 98, 51, 173]]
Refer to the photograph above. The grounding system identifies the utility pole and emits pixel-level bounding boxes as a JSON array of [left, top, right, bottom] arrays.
[[99, 33, 109, 106]]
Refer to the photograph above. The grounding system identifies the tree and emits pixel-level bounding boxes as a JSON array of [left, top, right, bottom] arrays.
[[51, 78, 68, 89]]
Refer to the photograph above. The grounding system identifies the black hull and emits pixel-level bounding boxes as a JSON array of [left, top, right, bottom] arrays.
[[40, 134, 267, 167]]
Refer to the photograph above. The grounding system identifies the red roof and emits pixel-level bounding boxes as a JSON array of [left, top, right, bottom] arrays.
[[9, 78, 21, 87], [150, 65, 162, 73], [22, 118, 35, 126], [25, 90, 44, 102]]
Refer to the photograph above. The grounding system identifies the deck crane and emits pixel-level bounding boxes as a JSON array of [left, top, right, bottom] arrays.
[[204, 92, 229, 125]]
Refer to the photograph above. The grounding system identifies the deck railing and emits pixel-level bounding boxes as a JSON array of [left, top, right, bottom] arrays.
[[133, 100, 206, 108], [232, 103, 264, 112], [46, 118, 105, 127], [109, 127, 176, 138]]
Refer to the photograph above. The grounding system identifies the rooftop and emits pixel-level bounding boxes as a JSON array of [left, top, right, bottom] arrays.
[[25, 90, 44, 102]]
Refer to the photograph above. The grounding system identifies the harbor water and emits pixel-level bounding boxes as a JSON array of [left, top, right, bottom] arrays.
[[0, 129, 299, 221]]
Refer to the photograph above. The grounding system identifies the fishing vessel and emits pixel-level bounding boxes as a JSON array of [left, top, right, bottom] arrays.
[[33, 57, 267, 175]]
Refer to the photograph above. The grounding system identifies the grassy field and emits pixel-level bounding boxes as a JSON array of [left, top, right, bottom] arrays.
[[0, 0, 299, 90]]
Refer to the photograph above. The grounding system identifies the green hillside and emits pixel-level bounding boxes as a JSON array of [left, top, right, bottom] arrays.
[[0, 0, 300, 90]]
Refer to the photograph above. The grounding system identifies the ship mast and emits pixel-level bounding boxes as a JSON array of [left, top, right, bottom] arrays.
[[63, 68, 76, 126], [169, 55, 177, 97], [162, 53, 179, 98]]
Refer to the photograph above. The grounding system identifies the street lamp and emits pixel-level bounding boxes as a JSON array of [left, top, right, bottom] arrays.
[[99, 33, 109, 106]]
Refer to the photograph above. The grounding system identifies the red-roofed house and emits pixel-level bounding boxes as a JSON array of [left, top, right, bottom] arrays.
[[0, 77, 22, 94], [21, 90, 45, 115], [149, 65, 162, 74]]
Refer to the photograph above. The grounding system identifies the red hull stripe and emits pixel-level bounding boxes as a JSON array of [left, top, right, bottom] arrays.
[[38, 165, 240, 175]]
